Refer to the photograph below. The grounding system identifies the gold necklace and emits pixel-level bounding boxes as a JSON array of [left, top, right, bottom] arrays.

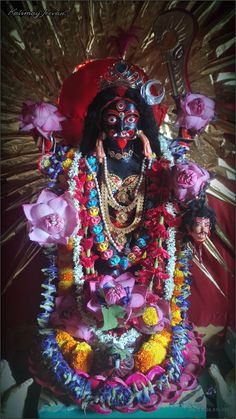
[[100, 173, 146, 249]]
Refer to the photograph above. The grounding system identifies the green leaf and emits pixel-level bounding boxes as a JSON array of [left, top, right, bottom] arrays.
[[101, 305, 126, 331]]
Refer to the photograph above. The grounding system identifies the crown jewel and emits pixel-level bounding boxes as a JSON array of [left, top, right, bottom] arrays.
[[100, 61, 145, 90]]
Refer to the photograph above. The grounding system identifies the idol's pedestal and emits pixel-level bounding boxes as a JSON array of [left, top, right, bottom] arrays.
[[38, 383, 206, 418]]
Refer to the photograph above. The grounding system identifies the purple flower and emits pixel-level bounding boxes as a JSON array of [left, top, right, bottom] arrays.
[[171, 162, 210, 203], [22, 189, 78, 245], [19, 100, 66, 140], [176, 93, 215, 131]]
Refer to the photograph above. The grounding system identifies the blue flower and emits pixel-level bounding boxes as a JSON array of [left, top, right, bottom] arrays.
[[134, 388, 150, 404], [87, 156, 97, 166], [108, 255, 121, 267], [120, 256, 129, 270], [95, 234, 105, 243], [91, 224, 103, 234], [99, 384, 132, 407], [89, 189, 97, 198], [136, 238, 146, 248], [87, 198, 98, 208]]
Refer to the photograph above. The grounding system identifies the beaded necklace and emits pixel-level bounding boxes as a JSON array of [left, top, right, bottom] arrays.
[[85, 155, 148, 266]]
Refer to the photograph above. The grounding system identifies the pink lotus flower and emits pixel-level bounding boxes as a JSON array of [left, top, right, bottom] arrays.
[[19, 100, 66, 140], [50, 293, 93, 342], [171, 162, 210, 203], [176, 93, 215, 131], [22, 189, 78, 245], [87, 273, 147, 323], [132, 300, 170, 334]]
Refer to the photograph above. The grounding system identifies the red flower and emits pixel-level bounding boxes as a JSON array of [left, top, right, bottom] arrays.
[[80, 254, 99, 268], [75, 191, 87, 205], [77, 228, 85, 236], [78, 172, 87, 183], [81, 237, 94, 251], [151, 159, 171, 172], [148, 246, 170, 260], [145, 222, 169, 240], [79, 209, 90, 228], [146, 292, 160, 304], [137, 269, 153, 285]]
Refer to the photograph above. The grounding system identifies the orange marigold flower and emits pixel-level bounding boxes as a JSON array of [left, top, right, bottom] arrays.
[[67, 238, 74, 252], [59, 268, 74, 282], [134, 341, 166, 373], [61, 340, 77, 357], [66, 149, 75, 159], [174, 268, 184, 285], [69, 342, 93, 373], [171, 301, 179, 312], [56, 330, 74, 347]]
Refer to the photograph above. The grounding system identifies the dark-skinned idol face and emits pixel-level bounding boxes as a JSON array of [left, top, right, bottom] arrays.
[[101, 98, 140, 151]]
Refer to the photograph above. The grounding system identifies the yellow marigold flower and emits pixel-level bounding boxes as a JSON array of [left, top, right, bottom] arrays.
[[89, 207, 99, 216], [97, 242, 109, 251], [74, 342, 92, 353], [171, 309, 182, 326], [61, 340, 77, 357], [142, 307, 158, 326], [150, 330, 171, 347], [62, 158, 72, 170], [174, 268, 184, 285], [70, 342, 93, 373], [134, 341, 166, 373], [56, 330, 74, 347]]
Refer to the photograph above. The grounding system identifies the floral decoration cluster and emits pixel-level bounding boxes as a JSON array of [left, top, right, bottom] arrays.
[[21, 89, 214, 412]]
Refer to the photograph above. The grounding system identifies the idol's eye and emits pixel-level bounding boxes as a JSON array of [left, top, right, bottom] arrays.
[[104, 115, 117, 125], [125, 115, 138, 124]]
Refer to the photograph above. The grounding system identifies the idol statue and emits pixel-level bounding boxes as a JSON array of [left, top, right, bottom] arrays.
[[21, 58, 215, 413]]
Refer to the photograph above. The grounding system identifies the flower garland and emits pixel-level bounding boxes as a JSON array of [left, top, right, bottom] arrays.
[[31, 145, 205, 413], [32, 240, 204, 413], [164, 202, 177, 301], [159, 133, 175, 166]]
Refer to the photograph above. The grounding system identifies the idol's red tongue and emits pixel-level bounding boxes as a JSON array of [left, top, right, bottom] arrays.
[[117, 138, 128, 150]]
